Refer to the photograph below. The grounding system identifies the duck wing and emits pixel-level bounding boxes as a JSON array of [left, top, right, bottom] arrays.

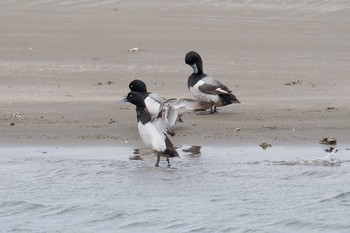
[[158, 98, 213, 135], [199, 76, 232, 95], [162, 98, 212, 115], [152, 120, 179, 157], [144, 92, 167, 116], [148, 92, 166, 103]]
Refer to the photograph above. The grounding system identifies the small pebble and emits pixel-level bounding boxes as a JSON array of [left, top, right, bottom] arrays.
[[129, 47, 140, 52]]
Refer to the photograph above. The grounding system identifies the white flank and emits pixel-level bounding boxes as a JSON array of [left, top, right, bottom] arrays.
[[138, 121, 166, 152], [138, 122, 152, 147], [145, 97, 161, 116], [190, 80, 219, 103]]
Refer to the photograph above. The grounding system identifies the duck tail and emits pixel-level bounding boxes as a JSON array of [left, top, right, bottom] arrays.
[[164, 137, 180, 157], [164, 148, 179, 158], [219, 93, 240, 106]]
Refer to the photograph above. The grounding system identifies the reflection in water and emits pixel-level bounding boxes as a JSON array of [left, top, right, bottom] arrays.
[[182, 145, 201, 156], [130, 145, 202, 160], [130, 148, 153, 161]]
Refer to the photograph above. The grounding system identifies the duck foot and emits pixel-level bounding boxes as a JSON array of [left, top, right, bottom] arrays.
[[195, 107, 219, 115], [209, 106, 218, 114], [195, 111, 210, 115]]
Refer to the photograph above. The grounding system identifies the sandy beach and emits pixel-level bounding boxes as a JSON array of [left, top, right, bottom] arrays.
[[2, 2, 350, 232], [1, 0, 350, 148]]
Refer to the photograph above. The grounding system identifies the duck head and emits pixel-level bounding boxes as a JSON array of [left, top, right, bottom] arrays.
[[185, 51, 203, 74], [129, 79, 147, 92], [125, 91, 146, 107]]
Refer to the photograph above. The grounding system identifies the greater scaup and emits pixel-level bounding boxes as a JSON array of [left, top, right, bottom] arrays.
[[185, 51, 240, 114], [123, 91, 179, 167], [122, 91, 212, 166]]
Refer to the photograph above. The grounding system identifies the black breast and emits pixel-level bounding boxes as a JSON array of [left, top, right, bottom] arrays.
[[187, 73, 206, 89], [136, 107, 152, 124]]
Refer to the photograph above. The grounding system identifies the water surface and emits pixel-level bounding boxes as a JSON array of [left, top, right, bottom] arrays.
[[1, 146, 349, 233]]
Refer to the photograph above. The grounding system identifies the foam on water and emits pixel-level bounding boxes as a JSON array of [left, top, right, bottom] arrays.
[[1, 146, 350, 233]]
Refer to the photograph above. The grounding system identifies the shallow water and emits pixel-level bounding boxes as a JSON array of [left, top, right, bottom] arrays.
[[1, 146, 350, 233]]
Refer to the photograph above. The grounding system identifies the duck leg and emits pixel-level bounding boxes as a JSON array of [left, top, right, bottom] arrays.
[[155, 151, 161, 167], [166, 154, 171, 167], [178, 116, 184, 123], [195, 106, 218, 115], [209, 106, 217, 114]]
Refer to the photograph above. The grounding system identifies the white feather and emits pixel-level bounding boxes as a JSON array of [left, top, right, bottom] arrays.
[[144, 93, 166, 116], [190, 80, 219, 103], [148, 92, 166, 103], [215, 87, 229, 94], [138, 120, 167, 152], [144, 97, 161, 116]]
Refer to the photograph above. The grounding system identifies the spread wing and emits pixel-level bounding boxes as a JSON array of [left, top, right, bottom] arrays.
[[163, 98, 212, 115], [148, 92, 166, 103], [157, 98, 213, 135]]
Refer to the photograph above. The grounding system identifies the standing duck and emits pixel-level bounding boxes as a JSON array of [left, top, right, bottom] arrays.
[[185, 51, 240, 114], [123, 92, 211, 167], [124, 92, 178, 167]]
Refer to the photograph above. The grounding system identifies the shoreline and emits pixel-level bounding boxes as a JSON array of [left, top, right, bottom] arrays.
[[1, 126, 348, 149]]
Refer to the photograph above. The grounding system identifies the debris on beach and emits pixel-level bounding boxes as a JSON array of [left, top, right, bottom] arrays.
[[326, 106, 336, 111], [285, 80, 302, 85], [319, 137, 337, 145], [12, 112, 22, 118], [120, 105, 129, 110], [182, 146, 201, 156], [109, 119, 116, 124], [235, 128, 241, 132], [260, 141, 272, 150], [129, 47, 141, 52], [94, 81, 115, 86], [10, 122, 15, 126]]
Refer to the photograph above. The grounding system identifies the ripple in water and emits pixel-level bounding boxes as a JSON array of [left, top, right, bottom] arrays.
[[0, 146, 349, 233]]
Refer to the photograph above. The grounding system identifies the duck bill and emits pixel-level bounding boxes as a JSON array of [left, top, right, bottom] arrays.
[[118, 97, 129, 103]]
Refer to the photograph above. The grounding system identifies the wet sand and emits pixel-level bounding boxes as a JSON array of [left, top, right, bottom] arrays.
[[1, 0, 350, 148]]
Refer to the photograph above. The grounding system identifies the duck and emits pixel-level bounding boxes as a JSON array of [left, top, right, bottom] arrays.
[[185, 51, 240, 114], [128, 79, 194, 134], [123, 92, 212, 167], [324, 148, 339, 161], [128, 79, 166, 116]]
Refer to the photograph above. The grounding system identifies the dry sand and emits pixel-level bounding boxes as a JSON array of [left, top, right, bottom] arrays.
[[1, 0, 350, 148]]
